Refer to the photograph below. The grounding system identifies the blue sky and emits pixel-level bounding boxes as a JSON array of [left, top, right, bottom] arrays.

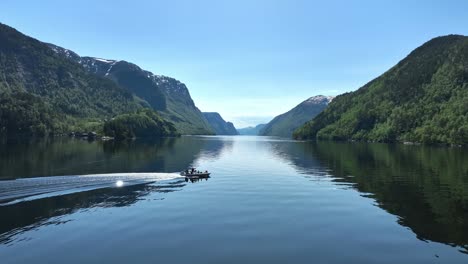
[[1, 0, 468, 127]]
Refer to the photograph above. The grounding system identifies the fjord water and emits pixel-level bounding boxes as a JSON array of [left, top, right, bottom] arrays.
[[0, 136, 467, 263]]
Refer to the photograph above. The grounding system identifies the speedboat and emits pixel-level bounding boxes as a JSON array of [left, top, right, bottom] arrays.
[[180, 168, 210, 178]]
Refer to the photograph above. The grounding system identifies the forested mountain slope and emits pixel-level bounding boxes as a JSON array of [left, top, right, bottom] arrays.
[[0, 23, 144, 137], [260, 95, 332, 137], [49, 44, 214, 135], [294, 35, 468, 145]]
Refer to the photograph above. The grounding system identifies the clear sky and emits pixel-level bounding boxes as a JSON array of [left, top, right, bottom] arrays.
[[1, 0, 468, 127]]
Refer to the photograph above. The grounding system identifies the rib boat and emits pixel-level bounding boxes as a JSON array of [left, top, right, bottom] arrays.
[[180, 169, 210, 178]]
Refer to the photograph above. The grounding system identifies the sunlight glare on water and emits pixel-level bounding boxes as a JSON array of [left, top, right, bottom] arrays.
[[116, 180, 124, 187]]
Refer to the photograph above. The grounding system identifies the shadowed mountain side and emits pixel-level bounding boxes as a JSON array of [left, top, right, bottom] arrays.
[[202, 112, 239, 135], [0, 23, 144, 138], [48, 44, 214, 135]]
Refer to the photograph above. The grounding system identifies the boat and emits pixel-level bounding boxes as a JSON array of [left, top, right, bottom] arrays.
[[180, 172, 211, 178], [180, 168, 211, 178]]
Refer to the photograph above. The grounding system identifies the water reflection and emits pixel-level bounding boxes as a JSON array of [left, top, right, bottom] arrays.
[[0, 136, 232, 179], [195, 136, 234, 161], [0, 179, 187, 245], [1, 136, 467, 261], [270, 140, 468, 254], [185, 176, 211, 184], [0, 136, 224, 246]]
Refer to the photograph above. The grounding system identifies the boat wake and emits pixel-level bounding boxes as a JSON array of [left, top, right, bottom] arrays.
[[0, 173, 181, 205]]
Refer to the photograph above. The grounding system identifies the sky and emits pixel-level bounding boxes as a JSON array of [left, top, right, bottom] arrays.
[[1, 0, 468, 128]]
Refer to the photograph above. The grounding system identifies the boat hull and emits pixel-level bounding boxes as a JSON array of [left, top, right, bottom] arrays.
[[180, 172, 211, 178]]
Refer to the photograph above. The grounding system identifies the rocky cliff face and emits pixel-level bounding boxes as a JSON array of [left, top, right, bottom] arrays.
[[202, 112, 239, 135], [0, 23, 145, 138], [48, 44, 214, 135]]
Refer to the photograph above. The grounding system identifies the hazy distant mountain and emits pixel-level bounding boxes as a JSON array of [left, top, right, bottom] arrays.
[[260, 95, 333, 138], [294, 35, 468, 145], [237, 124, 266, 135], [202, 112, 239, 135], [48, 44, 214, 135]]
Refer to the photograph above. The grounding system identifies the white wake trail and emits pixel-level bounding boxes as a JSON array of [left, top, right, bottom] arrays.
[[0, 173, 182, 205]]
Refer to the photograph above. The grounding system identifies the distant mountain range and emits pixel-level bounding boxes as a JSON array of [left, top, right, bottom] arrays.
[[202, 112, 238, 135], [0, 22, 213, 139], [237, 124, 266, 135], [260, 95, 333, 137], [1, 22, 466, 145], [294, 35, 468, 145]]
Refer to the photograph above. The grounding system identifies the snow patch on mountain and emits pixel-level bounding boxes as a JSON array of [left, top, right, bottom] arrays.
[[304, 95, 334, 105], [105, 61, 118, 76], [148, 74, 189, 95], [94, 58, 115, 63]]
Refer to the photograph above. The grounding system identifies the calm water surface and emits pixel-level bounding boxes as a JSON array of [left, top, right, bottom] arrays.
[[0, 136, 467, 263]]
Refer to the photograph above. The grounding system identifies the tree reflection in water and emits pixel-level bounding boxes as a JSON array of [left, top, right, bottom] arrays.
[[268, 140, 468, 254]]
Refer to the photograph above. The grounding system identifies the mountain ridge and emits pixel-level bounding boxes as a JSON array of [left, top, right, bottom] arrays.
[[0, 22, 212, 138], [0, 22, 146, 137], [47, 43, 214, 135], [202, 112, 238, 135], [294, 34, 468, 145], [260, 95, 333, 137], [237, 124, 266, 135]]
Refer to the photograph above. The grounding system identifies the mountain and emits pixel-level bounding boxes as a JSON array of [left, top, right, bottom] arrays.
[[260, 95, 333, 137], [0, 23, 147, 138], [103, 109, 178, 139], [294, 35, 468, 146], [48, 44, 214, 135], [202, 112, 238, 135], [237, 124, 266, 135]]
